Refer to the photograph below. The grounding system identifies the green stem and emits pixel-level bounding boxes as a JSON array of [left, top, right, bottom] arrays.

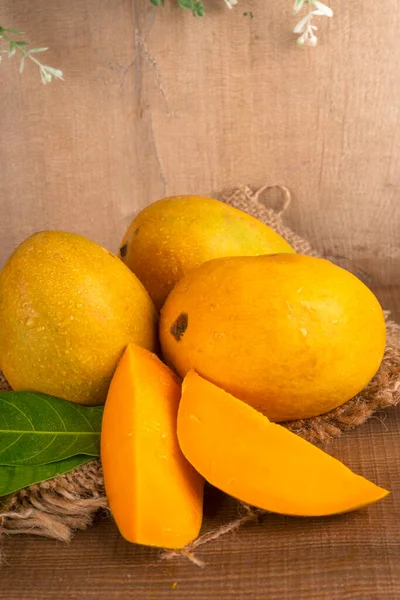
[[0, 27, 62, 83]]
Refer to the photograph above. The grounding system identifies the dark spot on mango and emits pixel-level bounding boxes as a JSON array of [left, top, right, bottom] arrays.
[[171, 313, 188, 341], [119, 243, 128, 258], [134, 228, 140, 235]]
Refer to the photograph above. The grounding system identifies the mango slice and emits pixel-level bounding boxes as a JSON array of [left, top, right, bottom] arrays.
[[177, 371, 389, 517], [101, 345, 204, 548]]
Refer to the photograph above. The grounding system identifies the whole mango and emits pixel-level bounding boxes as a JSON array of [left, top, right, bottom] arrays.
[[0, 231, 158, 405], [160, 254, 386, 421], [119, 195, 294, 310]]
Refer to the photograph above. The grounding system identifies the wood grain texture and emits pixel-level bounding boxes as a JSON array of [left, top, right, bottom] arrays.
[[0, 0, 399, 282], [0, 1, 399, 598]]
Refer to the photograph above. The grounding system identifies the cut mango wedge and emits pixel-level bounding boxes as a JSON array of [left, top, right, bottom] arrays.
[[101, 345, 204, 549], [177, 371, 389, 517]]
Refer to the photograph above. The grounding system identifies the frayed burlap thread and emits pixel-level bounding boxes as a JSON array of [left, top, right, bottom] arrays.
[[160, 504, 264, 568], [0, 185, 399, 563], [0, 461, 106, 542]]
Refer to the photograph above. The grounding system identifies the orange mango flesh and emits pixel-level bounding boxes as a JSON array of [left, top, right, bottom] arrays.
[[101, 345, 204, 549], [177, 371, 389, 517]]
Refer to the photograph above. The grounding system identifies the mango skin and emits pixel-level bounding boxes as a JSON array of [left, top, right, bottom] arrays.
[[0, 231, 158, 405], [160, 254, 386, 422], [119, 195, 294, 310]]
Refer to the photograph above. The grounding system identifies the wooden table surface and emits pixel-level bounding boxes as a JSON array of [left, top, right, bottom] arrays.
[[1, 1, 399, 598]]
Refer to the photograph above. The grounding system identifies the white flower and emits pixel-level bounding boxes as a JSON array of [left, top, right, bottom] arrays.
[[224, 0, 238, 8], [294, 0, 333, 46], [311, 0, 333, 17], [293, 12, 313, 34], [307, 33, 318, 46]]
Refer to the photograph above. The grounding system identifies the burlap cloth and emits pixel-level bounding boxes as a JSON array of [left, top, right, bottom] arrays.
[[0, 185, 399, 565]]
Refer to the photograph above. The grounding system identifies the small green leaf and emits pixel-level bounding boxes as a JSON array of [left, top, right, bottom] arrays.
[[28, 47, 49, 53], [150, 0, 164, 6], [177, 0, 195, 11], [14, 41, 28, 48], [3, 28, 25, 35], [8, 40, 16, 58], [0, 391, 103, 466], [194, 1, 204, 16], [0, 455, 94, 497], [177, 0, 204, 16]]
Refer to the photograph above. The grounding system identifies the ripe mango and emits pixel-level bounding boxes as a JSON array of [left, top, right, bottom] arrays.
[[0, 231, 158, 405], [160, 254, 386, 421], [119, 195, 294, 310]]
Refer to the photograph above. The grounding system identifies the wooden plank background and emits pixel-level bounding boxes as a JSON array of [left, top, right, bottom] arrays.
[[0, 0, 399, 598], [1, 0, 399, 283]]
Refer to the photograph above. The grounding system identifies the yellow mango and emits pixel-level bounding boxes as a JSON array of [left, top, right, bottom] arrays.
[[0, 231, 158, 405], [160, 254, 386, 421], [119, 195, 294, 310], [178, 371, 389, 516]]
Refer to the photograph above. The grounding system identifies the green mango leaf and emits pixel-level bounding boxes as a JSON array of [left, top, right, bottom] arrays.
[[0, 391, 103, 466], [0, 455, 94, 497]]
